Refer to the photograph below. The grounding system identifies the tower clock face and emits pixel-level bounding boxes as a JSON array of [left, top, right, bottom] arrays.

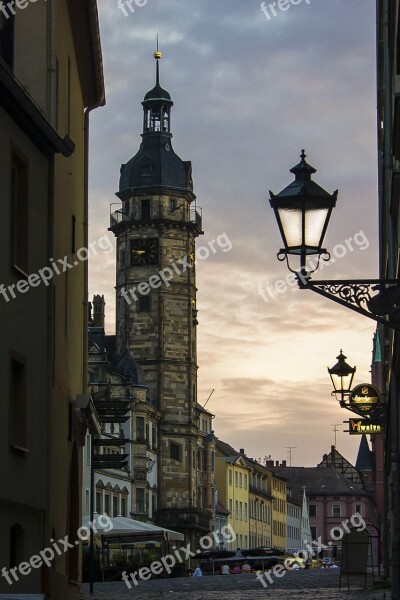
[[130, 239, 159, 266]]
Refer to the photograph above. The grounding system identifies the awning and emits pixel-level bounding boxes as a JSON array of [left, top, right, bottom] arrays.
[[82, 515, 184, 541]]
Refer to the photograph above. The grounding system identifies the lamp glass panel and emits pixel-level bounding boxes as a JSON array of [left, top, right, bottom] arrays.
[[331, 371, 353, 393], [277, 208, 302, 248], [304, 208, 329, 248]]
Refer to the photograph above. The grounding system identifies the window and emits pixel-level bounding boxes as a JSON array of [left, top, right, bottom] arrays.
[[121, 497, 127, 517], [104, 495, 110, 515], [136, 488, 145, 513], [229, 498, 232, 514], [96, 491, 102, 514], [9, 354, 27, 450], [141, 199, 150, 219], [332, 504, 341, 518], [235, 472, 238, 487], [244, 503, 248, 521], [239, 502, 243, 520], [229, 469, 232, 485], [169, 198, 176, 212], [152, 425, 157, 449], [10, 153, 29, 272], [71, 215, 76, 253], [310, 526, 317, 539], [244, 474, 247, 489], [0, 11, 14, 69], [239, 473, 242, 488], [113, 496, 118, 517], [152, 492, 157, 517], [309, 504, 317, 517], [355, 503, 362, 515], [170, 442, 181, 461], [10, 524, 24, 569], [138, 296, 151, 312], [235, 500, 238, 519], [136, 417, 145, 441]]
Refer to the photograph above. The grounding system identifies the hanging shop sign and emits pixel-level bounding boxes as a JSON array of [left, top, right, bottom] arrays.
[[348, 383, 380, 416], [347, 418, 383, 435]]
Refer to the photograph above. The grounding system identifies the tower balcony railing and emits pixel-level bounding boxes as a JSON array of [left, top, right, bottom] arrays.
[[109, 203, 202, 232]]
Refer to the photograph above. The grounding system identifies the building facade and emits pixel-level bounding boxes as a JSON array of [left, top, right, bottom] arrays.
[[0, 1, 104, 597]]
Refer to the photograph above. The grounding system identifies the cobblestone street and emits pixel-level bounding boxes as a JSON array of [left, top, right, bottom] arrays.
[[75, 570, 391, 600]]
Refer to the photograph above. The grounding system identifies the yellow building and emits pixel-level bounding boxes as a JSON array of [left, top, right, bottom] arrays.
[[0, 1, 104, 597], [215, 440, 250, 550], [248, 460, 273, 548], [268, 468, 287, 551]]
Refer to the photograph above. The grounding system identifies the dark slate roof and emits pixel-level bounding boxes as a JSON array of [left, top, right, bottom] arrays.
[[143, 83, 172, 103], [216, 439, 240, 458], [355, 435, 375, 472], [119, 136, 191, 193], [88, 327, 106, 350], [216, 500, 230, 516], [272, 466, 370, 497], [114, 348, 145, 385], [196, 402, 214, 417]]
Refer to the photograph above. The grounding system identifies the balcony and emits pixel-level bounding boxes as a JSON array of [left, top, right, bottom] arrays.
[[109, 204, 203, 235]]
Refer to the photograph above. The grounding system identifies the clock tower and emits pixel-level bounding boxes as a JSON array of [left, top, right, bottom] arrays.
[[109, 50, 211, 541]]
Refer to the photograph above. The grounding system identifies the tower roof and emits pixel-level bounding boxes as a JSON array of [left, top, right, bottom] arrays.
[[118, 48, 193, 196], [355, 434, 375, 471]]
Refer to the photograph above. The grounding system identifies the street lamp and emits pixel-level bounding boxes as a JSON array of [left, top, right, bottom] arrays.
[[269, 151, 400, 330], [269, 149, 337, 277], [328, 350, 356, 407]]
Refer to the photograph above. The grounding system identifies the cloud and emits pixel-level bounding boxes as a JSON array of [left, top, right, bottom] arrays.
[[90, 0, 377, 466]]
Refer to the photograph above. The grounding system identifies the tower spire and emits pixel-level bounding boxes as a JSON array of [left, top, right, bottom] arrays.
[[154, 34, 162, 86]]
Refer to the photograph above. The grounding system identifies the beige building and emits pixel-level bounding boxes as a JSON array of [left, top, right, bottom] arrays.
[[0, 1, 104, 597]]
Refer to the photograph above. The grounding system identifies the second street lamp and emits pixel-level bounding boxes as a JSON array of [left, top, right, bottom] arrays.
[[269, 150, 400, 330], [328, 350, 356, 407]]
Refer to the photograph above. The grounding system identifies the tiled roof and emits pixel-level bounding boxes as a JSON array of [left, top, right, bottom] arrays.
[[272, 466, 370, 497]]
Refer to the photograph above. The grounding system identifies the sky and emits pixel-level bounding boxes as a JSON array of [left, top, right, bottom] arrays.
[[89, 0, 378, 467]]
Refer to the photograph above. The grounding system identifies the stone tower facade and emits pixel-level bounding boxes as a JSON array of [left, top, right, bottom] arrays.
[[109, 51, 212, 541]]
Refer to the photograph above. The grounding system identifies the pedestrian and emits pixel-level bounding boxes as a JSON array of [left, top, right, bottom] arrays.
[[231, 563, 241, 574], [241, 561, 251, 573], [221, 563, 230, 575], [193, 567, 202, 577]]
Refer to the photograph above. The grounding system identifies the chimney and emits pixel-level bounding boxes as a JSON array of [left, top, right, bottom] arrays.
[[266, 460, 274, 468], [240, 448, 245, 455], [275, 461, 279, 467], [92, 294, 105, 329], [281, 460, 287, 467]]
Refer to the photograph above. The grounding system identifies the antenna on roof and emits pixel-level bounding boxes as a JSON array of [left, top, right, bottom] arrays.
[[284, 446, 297, 467], [203, 389, 215, 409]]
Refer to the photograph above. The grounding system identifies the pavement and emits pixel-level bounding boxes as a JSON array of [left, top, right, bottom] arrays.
[[74, 569, 391, 600]]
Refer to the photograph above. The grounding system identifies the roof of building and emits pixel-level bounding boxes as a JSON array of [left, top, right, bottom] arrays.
[[114, 348, 145, 386], [272, 466, 370, 497], [355, 435, 375, 472], [215, 500, 230, 516], [318, 445, 363, 485]]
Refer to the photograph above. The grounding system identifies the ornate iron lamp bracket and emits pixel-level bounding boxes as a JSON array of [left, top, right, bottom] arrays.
[[297, 278, 400, 330]]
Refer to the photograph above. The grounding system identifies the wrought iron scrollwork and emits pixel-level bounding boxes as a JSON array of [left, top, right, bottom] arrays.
[[299, 279, 400, 330]]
